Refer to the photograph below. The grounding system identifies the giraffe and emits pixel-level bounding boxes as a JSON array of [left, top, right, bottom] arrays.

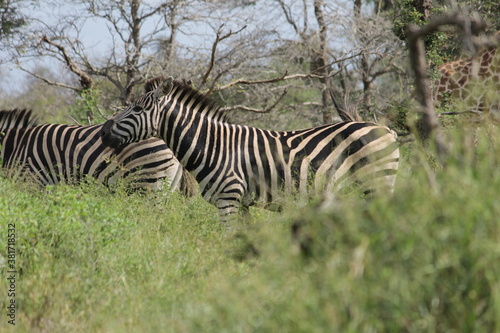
[[433, 32, 500, 119]]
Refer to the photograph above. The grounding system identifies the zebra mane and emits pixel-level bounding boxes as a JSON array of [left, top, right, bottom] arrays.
[[329, 89, 362, 122], [145, 76, 230, 123], [0, 108, 38, 135], [144, 76, 192, 93]]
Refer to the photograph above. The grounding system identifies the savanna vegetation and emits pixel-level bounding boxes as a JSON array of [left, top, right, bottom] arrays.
[[1, 125, 499, 332], [1, 0, 500, 332]]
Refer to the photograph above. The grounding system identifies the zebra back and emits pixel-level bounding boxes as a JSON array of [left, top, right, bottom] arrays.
[[0, 108, 38, 138]]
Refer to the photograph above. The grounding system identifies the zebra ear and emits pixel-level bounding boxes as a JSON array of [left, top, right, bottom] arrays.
[[153, 76, 174, 100]]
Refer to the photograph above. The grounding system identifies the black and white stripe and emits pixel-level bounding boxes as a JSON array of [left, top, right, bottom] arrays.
[[101, 77, 400, 221], [0, 108, 196, 194]]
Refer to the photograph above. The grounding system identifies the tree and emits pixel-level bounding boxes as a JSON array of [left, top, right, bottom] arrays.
[[352, 0, 408, 120], [13, 1, 183, 105], [270, 0, 407, 124], [10, 1, 265, 107], [0, 0, 25, 40], [5, 0, 409, 130]]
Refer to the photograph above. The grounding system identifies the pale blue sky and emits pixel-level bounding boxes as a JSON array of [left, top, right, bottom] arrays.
[[1, 0, 355, 97]]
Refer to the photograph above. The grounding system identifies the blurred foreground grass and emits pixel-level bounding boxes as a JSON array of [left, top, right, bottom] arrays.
[[0, 125, 499, 332]]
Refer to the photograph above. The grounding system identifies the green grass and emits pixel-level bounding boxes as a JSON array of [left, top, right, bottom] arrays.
[[1, 126, 500, 332]]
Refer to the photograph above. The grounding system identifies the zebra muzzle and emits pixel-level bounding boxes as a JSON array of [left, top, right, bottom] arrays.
[[101, 120, 123, 149]]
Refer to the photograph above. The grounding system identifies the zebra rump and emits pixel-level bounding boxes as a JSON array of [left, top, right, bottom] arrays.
[[0, 108, 196, 195]]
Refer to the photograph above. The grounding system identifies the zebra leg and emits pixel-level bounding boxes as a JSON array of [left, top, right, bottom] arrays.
[[216, 198, 241, 225], [212, 174, 247, 225], [240, 204, 251, 216]]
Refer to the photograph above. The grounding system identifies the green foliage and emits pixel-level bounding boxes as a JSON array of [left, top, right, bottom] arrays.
[[388, 0, 500, 69], [69, 88, 101, 125], [1, 125, 500, 332], [391, 0, 452, 66], [0, 0, 26, 39], [392, 0, 426, 41], [289, 134, 500, 331], [390, 0, 499, 69], [462, 0, 500, 31], [384, 98, 416, 133]]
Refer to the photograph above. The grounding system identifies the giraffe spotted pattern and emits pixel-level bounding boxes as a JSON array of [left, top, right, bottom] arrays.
[[434, 32, 500, 116]]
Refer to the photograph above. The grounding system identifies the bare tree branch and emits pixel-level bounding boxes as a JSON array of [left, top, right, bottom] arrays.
[[220, 88, 288, 113], [201, 24, 247, 86], [17, 64, 80, 92], [407, 25, 447, 159], [212, 71, 287, 92], [438, 110, 483, 117], [69, 115, 83, 125], [139, 2, 170, 21], [95, 106, 109, 121], [311, 0, 333, 123], [211, 69, 352, 93], [277, 0, 306, 39], [40, 35, 93, 91], [5, 0, 410, 128]]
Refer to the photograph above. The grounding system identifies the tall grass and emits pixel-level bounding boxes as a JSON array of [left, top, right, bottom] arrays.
[[1, 125, 499, 332]]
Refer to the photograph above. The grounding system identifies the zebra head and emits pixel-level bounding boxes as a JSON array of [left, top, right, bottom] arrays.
[[101, 76, 174, 149]]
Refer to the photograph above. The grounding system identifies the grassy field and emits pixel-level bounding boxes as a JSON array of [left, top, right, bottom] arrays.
[[1, 126, 500, 332]]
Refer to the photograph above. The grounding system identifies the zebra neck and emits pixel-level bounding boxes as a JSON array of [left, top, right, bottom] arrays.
[[159, 111, 221, 177]]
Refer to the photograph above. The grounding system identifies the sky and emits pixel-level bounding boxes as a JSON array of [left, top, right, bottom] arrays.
[[0, 0, 355, 97], [1, 1, 263, 95], [1, 1, 164, 94]]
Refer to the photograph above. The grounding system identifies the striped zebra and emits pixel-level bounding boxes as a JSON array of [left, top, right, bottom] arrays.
[[101, 77, 400, 222], [0, 108, 196, 195]]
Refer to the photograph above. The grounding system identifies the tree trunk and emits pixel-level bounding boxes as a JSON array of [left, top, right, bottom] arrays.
[[407, 24, 448, 160], [313, 0, 333, 123]]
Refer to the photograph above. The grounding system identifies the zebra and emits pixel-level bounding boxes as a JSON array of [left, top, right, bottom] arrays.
[[101, 77, 400, 222], [0, 108, 196, 195]]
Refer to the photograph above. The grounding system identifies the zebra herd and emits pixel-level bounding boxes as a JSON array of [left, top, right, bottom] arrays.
[[1, 76, 400, 223]]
